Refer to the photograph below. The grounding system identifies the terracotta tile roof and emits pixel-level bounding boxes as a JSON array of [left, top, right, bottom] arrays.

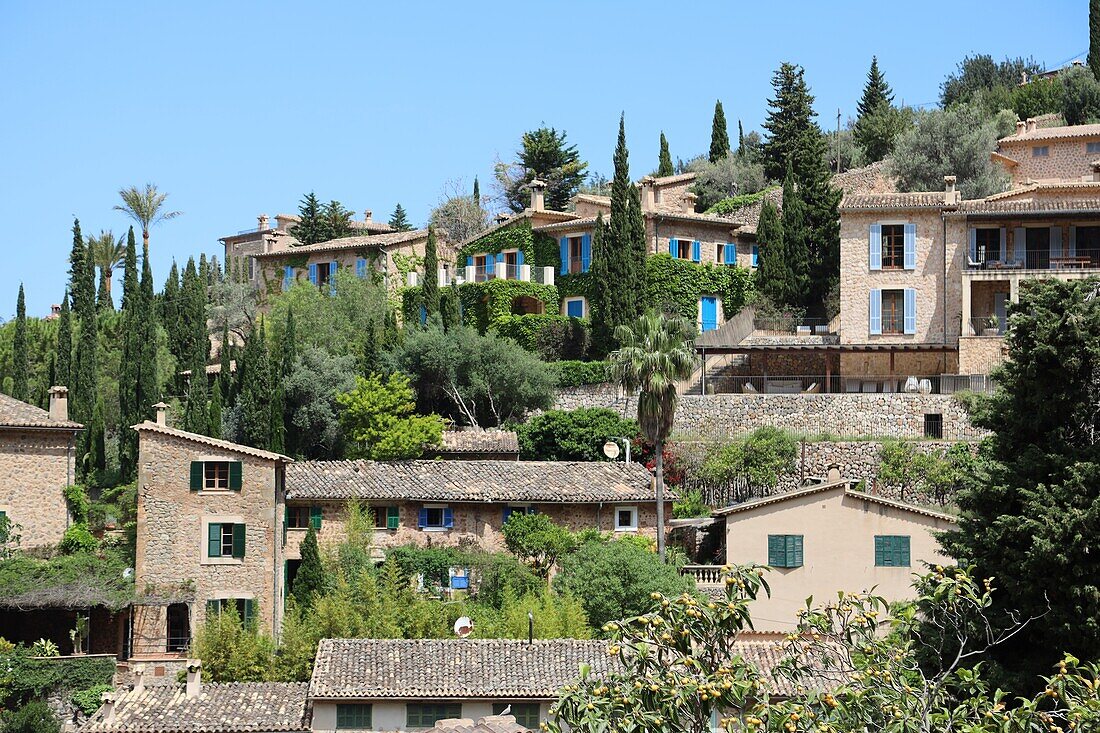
[[648, 211, 742, 228], [644, 172, 697, 186], [459, 210, 578, 248], [0, 392, 82, 430], [438, 430, 519, 454], [998, 122, 1100, 143], [309, 639, 618, 700], [133, 421, 293, 463], [285, 460, 659, 503], [713, 481, 957, 522], [840, 191, 951, 211], [985, 181, 1100, 200], [959, 197, 1100, 215], [80, 682, 310, 732], [572, 193, 611, 206], [534, 216, 599, 234], [428, 715, 529, 733], [253, 229, 430, 259]]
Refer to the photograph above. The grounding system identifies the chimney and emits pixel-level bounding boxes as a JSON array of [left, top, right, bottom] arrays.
[[257, 214, 269, 231], [364, 210, 373, 223], [100, 692, 116, 726], [1015, 120, 1026, 135], [826, 463, 841, 483], [527, 179, 547, 212], [133, 664, 146, 693], [639, 177, 655, 212], [153, 402, 169, 426], [185, 660, 202, 698], [944, 175, 959, 205], [48, 386, 69, 421], [1025, 118, 1037, 133]]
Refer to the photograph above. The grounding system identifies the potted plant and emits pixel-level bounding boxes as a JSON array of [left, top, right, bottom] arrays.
[[982, 314, 1000, 336]]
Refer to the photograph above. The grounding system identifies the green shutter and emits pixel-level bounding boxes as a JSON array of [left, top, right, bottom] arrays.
[[282, 506, 288, 546], [767, 535, 784, 567], [228, 461, 243, 490], [205, 599, 220, 618], [232, 523, 246, 559], [310, 506, 323, 530], [787, 535, 804, 567], [386, 506, 400, 530], [898, 536, 911, 567], [190, 461, 204, 490], [243, 598, 255, 627], [208, 523, 221, 557], [875, 536, 886, 566]]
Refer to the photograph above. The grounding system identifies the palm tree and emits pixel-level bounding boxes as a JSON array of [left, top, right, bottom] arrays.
[[86, 230, 126, 308], [609, 310, 698, 561], [114, 183, 181, 250]]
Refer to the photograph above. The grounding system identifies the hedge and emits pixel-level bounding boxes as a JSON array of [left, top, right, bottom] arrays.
[[644, 253, 752, 322], [491, 314, 590, 361], [0, 650, 116, 706], [458, 280, 559, 334], [555, 360, 613, 388]]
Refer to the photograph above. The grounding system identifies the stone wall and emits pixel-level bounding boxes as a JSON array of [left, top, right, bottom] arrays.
[[997, 133, 1100, 184], [958, 335, 1007, 374], [554, 389, 981, 441], [0, 427, 76, 549]]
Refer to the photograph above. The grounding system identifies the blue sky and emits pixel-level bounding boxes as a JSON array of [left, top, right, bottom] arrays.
[[0, 0, 1086, 315]]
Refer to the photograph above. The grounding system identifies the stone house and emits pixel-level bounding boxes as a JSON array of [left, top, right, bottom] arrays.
[[131, 408, 293, 659], [282, 459, 667, 591], [0, 386, 81, 550], [695, 480, 956, 631]]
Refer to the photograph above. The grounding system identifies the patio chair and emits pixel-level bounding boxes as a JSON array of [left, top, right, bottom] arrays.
[[904, 376, 920, 393], [742, 382, 758, 394]]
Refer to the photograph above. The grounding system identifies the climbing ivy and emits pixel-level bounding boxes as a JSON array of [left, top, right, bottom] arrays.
[[0, 647, 116, 707], [458, 220, 536, 265], [644, 254, 753, 322], [457, 280, 559, 333], [491, 314, 590, 361]]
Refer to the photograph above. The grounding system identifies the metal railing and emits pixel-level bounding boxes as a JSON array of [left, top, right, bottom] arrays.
[[751, 316, 832, 335], [967, 248, 1100, 271], [126, 636, 192, 658], [474, 265, 495, 282], [965, 316, 1006, 336], [703, 373, 993, 396]]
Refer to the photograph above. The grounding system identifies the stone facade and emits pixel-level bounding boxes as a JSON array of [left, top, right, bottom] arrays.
[[0, 427, 76, 549], [995, 122, 1100, 185], [958, 335, 1007, 374]]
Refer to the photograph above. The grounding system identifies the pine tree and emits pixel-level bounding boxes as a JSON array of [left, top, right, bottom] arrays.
[[856, 56, 894, 119], [55, 293, 71, 389], [755, 200, 789, 306], [853, 57, 904, 162], [11, 285, 28, 401], [198, 253, 209, 287], [322, 200, 352, 241], [292, 526, 325, 608], [762, 62, 826, 181], [208, 376, 223, 439], [657, 132, 674, 177], [422, 227, 440, 316], [709, 100, 731, 163], [388, 203, 413, 232], [1091, 0, 1100, 81], [293, 192, 326, 245], [781, 164, 811, 309], [472, 177, 480, 202], [238, 321, 272, 449]]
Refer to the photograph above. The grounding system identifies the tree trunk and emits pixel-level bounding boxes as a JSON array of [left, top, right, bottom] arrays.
[[656, 440, 666, 562], [143, 229, 150, 251]]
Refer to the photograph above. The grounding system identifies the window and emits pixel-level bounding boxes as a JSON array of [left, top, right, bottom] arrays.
[[503, 505, 537, 524], [1088, 142, 1100, 154], [569, 237, 584, 273], [668, 238, 692, 259], [189, 461, 242, 491], [924, 413, 943, 439], [372, 506, 400, 530], [768, 535, 804, 568], [205, 598, 254, 626], [1032, 145, 1049, 157], [975, 228, 1000, 263], [166, 603, 189, 653], [718, 242, 738, 265], [407, 703, 462, 728], [336, 704, 373, 730], [1024, 227, 1050, 269], [247, 257, 255, 281], [881, 289, 905, 334], [207, 522, 245, 559], [493, 703, 540, 729], [564, 298, 584, 318], [287, 506, 321, 530], [880, 224, 905, 269], [418, 506, 453, 530], [751, 244, 758, 268], [614, 506, 638, 531], [874, 535, 911, 567]]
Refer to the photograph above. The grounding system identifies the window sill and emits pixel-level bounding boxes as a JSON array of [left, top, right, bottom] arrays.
[[614, 527, 638, 533], [201, 556, 244, 566], [196, 489, 237, 497], [420, 526, 451, 532]]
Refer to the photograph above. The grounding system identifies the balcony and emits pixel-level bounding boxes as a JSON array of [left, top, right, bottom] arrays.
[[680, 565, 725, 585], [965, 315, 1006, 337], [463, 262, 557, 286], [966, 248, 1100, 273]]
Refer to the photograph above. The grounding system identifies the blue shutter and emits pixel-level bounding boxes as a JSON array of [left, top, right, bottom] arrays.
[[750, 244, 758, 268], [516, 249, 524, 266], [502, 507, 514, 525], [700, 297, 718, 332], [669, 238, 678, 258], [869, 289, 882, 335], [968, 229, 977, 262], [691, 240, 701, 262], [466, 255, 474, 267], [580, 234, 591, 272], [443, 507, 454, 528], [308, 263, 318, 285], [419, 305, 427, 325], [355, 258, 366, 278], [418, 508, 428, 529], [903, 289, 917, 335], [329, 261, 338, 294], [869, 224, 882, 270], [566, 299, 583, 318], [559, 238, 569, 275], [1050, 226, 1062, 260], [283, 266, 293, 291], [903, 224, 916, 270]]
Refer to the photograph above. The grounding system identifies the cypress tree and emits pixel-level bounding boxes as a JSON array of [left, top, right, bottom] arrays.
[[472, 177, 480, 202], [96, 262, 111, 311], [68, 219, 86, 304], [422, 227, 440, 316], [238, 320, 272, 450], [361, 321, 380, 376], [709, 100, 730, 163], [737, 121, 745, 157], [755, 199, 789, 306], [118, 227, 141, 476], [86, 394, 106, 480], [12, 285, 28, 401], [280, 309, 297, 378], [856, 56, 894, 119], [1090, 0, 1100, 81], [588, 213, 614, 355], [388, 203, 413, 232], [219, 322, 233, 405], [181, 359, 209, 435], [269, 374, 285, 454], [292, 526, 325, 608], [179, 258, 209, 373], [161, 262, 181, 362], [657, 132, 673, 177], [198, 253, 209, 288], [781, 164, 811, 309], [55, 292, 72, 389], [136, 242, 159, 416], [73, 229, 98, 449], [294, 192, 326, 245], [381, 308, 400, 352], [440, 284, 461, 331], [208, 375, 223, 439]]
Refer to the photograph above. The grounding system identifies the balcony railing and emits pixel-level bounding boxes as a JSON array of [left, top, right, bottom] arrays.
[[565, 256, 586, 275], [752, 316, 832, 335], [680, 565, 725, 585], [967, 249, 1100, 271], [703, 373, 994, 396], [965, 316, 1006, 336]]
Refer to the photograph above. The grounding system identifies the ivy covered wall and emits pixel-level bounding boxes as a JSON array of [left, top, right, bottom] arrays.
[[458, 280, 559, 333], [459, 219, 563, 272], [644, 253, 753, 321]]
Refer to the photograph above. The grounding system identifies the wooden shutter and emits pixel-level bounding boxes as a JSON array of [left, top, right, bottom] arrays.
[[869, 224, 882, 270], [669, 238, 678, 258], [1013, 228, 1025, 265], [751, 244, 758, 268], [308, 263, 318, 285], [903, 223, 916, 269], [283, 266, 293, 291], [309, 506, 322, 530], [559, 238, 569, 275], [503, 506, 514, 524], [228, 461, 242, 490], [243, 598, 255, 627], [1050, 226, 1062, 260], [206, 599, 221, 618], [1069, 226, 1077, 257], [786, 535, 804, 567], [768, 535, 785, 567], [874, 535, 886, 566], [466, 255, 474, 267], [208, 523, 221, 558], [355, 258, 366, 278], [232, 523, 246, 559], [516, 249, 525, 266], [691, 240, 701, 262], [898, 536, 911, 567], [869, 289, 882, 335], [580, 234, 591, 272], [903, 289, 917, 335], [386, 506, 400, 530], [190, 461, 204, 491], [443, 507, 454, 528], [418, 508, 429, 528]]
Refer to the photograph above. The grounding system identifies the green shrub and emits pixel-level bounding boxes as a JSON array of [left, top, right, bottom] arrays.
[[472, 554, 543, 610], [58, 525, 97, 555], [672, 489, 711, 519], [555, 360, 612, 388], [71, 684, 112, 716], [502, 514, 577, 576], [700, 427, 798, 495], [644, 254, 752, 323], [457, 280, 559, 334], [517, 408, 638, 461], [704, 186, 776, 216], [492, 314, 590, 361], [62, 485, 90, 525], [1, 700, 59, 733]]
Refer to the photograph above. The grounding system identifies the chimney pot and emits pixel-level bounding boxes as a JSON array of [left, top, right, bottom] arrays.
[[258, 214, 269, 231], [101, 692, 116, 725], [1025, 118, 1037, 133], [364, 210, 372, 223], [527, 179, 547, 212], [1015, 120, 1026, 135], [153, 402, 169, 427], [133, 664, 146, 693], [185, 660, 202, 698], [48, 386, 69, 422]]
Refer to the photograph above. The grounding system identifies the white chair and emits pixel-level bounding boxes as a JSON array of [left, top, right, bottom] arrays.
[[803, 382, 820, 394], [742, 382, 758, 394]]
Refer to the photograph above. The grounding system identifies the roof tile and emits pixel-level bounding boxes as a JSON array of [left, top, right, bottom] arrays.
[[0, 392, 81, 430]]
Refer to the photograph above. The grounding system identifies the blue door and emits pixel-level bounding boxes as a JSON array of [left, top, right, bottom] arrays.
[[700, 297, 718, 332], [566, 299, 584, 318]]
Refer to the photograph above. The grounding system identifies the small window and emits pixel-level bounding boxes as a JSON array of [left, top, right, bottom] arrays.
[[924, 413, 943, 439], [493, 703, 540, 729], [205, 598, 254, 626], [336, 704, 373, 730], [191, 461, 242, 491], [503, 505, 537, 525], [219, 524, 234, 556], [875, 535, 911, 567], [247, 257, 256, 280], [407, 703, 462, 728], [677, 240, 691, 259], [1032, 145, 1049, 157], [418, 506, 453, 530], [614, 506, 638, 531], [1088, 141, 1100, 154], [207, 522, 245, 559], [880, 224, 905, 269], [564, 298, 584, 318], [205, 462, 230, 490], [373, 506, 399, 530], [768, 534, 804, 568], [881, 289, 905, 335], [287, 506, 311, 529]]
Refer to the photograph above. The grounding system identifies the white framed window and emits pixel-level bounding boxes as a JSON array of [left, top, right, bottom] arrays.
[[1088, 141, 1100, 154], [418, 504, 453, 531], [563, 297, 586, 319], [614, 506, 638, 532], [1032, 145, 1049, 157]]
